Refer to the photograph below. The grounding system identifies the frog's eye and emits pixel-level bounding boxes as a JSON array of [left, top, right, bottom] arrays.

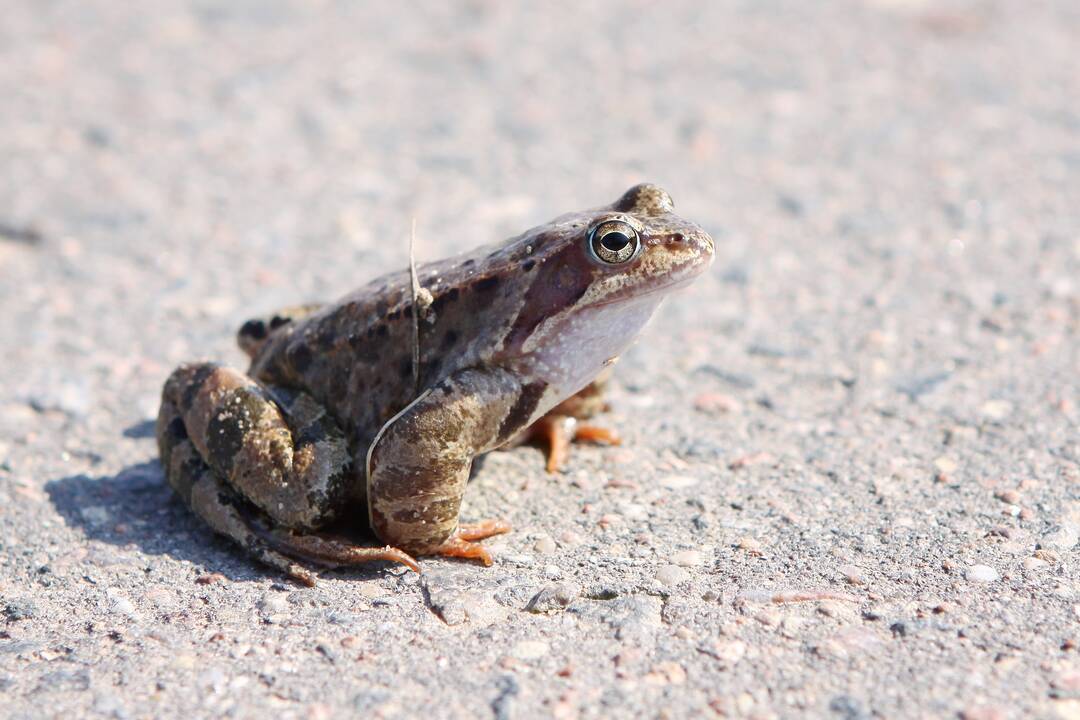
[[588, 220, 640, 264]]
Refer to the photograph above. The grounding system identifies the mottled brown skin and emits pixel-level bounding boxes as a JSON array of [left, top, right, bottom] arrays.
[[157, 184, 714, 584]]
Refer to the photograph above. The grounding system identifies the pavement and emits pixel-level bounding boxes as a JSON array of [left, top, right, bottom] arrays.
[[1, 1, 1078, 718]]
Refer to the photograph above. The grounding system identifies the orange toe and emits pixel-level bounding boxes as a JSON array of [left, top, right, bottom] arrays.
[[430, 519, 511, 566], [573, 424, 621, 446]]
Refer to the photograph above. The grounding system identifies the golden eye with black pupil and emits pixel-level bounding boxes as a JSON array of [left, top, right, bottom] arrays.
[[588, 221, 640, 264]]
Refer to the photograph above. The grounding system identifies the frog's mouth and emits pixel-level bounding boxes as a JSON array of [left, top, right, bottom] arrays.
[[588, 274, 698, 309], [589, 239, 713, 309]]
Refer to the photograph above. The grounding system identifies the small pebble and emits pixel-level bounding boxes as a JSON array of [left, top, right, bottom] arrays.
[[994, 489, 1021, 504], [672, 550, 704, 567], [736, 537, 764, 556], [933, 457, 957, 474], [258, 593, 289, 615], [106, 589, 138, 619], [779, 616, 805, 638], [660, 475, 699, 489], [818, 601, 844, 618], [965, 564, 999, 583], [959, 705, 1006, 720], [693, 393, 741, 415], [839, 564, 866, 585], [558, 530, 583, 546], [533, 536, 557, 555], [80, 506, 110, 526], [526, 583, 579, 614], [728, 451, 775, 470], [644, 661, 686, 685], [861, 605, 885, 621], [981, 400, 1013, 420], [655, 565, 690, 587], [1042, 524, 1079, 550], [172, 654, 197, 670], [707, 639, 747, 666], [195, 573, 227, 585], [597, 514, 620, 529], [512, 640, 549, 660], [1022, 557, 1049, 572]]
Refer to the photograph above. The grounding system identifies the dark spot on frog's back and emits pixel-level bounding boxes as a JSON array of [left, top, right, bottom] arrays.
[[441, 329, 459, 350], [472, 275, 500, 293], [287, 342, 314, 373], [522, 259, 536, 272], [432, 287, 459, 313], [239, 319, 267, 340]]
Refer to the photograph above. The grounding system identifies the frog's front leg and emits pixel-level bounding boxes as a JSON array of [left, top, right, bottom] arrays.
[[366, 367, 526, 562], [516, 368, 621, 473]]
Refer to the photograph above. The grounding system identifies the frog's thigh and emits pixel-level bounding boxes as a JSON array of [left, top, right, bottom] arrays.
[[160, 362, 351, 530], [367, 366, 525, 553], [156, 394, 318, 585]]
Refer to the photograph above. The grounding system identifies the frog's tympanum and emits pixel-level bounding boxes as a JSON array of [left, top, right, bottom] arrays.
[[157, 184, 714, 584]]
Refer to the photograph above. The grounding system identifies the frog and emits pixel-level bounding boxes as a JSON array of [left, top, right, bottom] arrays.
[[156, 183, 714, 585]]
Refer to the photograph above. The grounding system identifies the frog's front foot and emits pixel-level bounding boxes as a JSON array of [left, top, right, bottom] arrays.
[[429, 520, 512, 566]]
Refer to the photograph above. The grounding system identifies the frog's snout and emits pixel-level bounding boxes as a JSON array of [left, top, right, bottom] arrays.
[[665, 226, 715, 264]]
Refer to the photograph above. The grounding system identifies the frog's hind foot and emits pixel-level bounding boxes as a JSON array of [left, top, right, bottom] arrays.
[[261, 530, 421, 574], [429, 520, 512, 567], [527, 415, 622, 474]]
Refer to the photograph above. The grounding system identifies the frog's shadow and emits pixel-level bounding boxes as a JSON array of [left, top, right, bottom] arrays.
[[45, 456, 392, 586]]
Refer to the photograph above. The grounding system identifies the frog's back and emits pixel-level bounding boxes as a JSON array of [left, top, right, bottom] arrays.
[[244, 243, 532, 452]]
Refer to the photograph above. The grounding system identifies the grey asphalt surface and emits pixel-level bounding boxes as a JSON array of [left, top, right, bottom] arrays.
[[1, 1, 1078, 718]]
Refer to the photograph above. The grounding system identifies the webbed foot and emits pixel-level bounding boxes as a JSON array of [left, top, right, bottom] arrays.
[[529, 415, 622, 473], [429, 520, 512, 566], [263, 529, 421, 575]]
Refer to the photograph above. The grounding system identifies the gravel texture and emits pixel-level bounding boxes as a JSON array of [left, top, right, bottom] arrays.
[[1, 1, 1079, 718]]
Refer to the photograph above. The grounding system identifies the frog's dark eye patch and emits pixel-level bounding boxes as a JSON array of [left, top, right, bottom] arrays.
[[588, 220, 640, 264]]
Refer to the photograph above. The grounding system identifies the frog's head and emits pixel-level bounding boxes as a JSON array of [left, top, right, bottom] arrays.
[[574, 183, 714, 307], [506, 183, 713, 393]]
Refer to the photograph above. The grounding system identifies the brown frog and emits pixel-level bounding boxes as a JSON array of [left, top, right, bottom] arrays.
[[156, 184, 714, 585]]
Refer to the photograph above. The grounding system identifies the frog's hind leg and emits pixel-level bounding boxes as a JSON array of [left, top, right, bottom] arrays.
[[160, 361, 353, 530], [157, 361, 419, 584], [157, 394, 319, 586]]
